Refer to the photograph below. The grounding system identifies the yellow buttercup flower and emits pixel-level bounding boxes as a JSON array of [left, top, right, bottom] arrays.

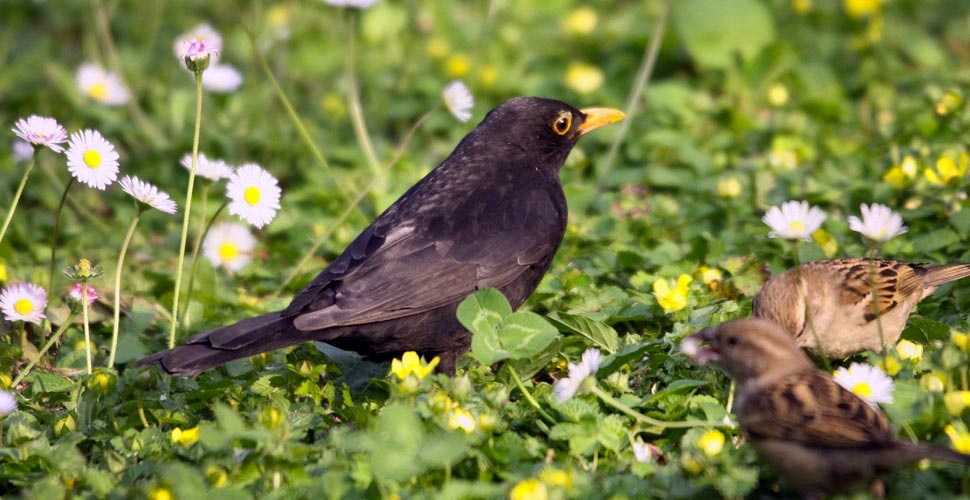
[[945, 424, 970, 454], [920, 372, 947, 392], [695, 266, 723, 286], [944, 391, 970, 416], [563, 7, 597, 36], [767, 83, 789, 106], [510, 478, 548, 500], [881, 356, 901, 377], [653, 275, 692, 313], [565, 62, 604, 95], [716, 177, 742, 199], [447, 408, 476, 433], [952, 331, 970, 351], [936, 90, 963, 116], [446, 54, 470, 78], [895, 339, 923, 361], [843, 0, 883, 18], [148, 487, 173, 500], [925, 153, 968, 186], [171, 425, 200, 447], [390, 351, 439, 380], [812, 229, 839, 258], [792, 0, 812, 14], [698, 429, 725, 457], [539, 467, 572, 488], [0, 261, 7, 282]]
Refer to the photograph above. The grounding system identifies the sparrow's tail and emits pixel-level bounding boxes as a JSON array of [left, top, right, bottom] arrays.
[[136, 311, 298, 376], [922, 263, 970, 287], [911, 443, 970, 465]]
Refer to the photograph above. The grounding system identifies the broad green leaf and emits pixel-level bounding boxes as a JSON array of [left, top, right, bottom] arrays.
[[26, 372, 74, 394], [500, 311, 559, 359], [418, 432, 470, 468], [460, 288, 514, 364], [674, 0, 776, 69], [548, 312, 619, 353], [370, 404, 424, 481], [906, 316, 951, 342]]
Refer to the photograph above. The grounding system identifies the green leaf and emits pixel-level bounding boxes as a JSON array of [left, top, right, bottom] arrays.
[[905, 316, 951, 342], [369, 404, 424, 482], [26, 372, 74, 394], [500, 311, 559, 359], [674, 0, 776, 69], [547, 312, 619, 353]]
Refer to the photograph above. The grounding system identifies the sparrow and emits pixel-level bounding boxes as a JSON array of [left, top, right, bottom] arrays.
[[684, 318, 970, 499], [138, 97, 624, 376], [752, 258, 970, 358]]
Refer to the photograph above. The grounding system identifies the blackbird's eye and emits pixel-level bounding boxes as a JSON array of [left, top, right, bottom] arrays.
[[552, 112, 572, 135]]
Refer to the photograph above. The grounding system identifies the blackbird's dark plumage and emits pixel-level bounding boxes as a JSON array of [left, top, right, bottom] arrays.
[[138, 97, 624, 376]]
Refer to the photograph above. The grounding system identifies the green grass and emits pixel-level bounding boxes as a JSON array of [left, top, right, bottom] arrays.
[[2, 0, 970, 498]]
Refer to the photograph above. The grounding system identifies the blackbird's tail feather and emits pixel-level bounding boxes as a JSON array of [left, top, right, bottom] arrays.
[[913, 443, 970, 465], [136, 311, 298, 377], [923, 263, 970, 287]]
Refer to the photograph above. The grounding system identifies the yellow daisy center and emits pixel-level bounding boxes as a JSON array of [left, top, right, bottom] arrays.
[[88, 82, 108, 101], [788, 220, 805, 232], [853, 382, 872, 398], [14, 298, 33, 315], [219, 242, 239, 261], [244, 186, 261, 206], [83, 149, 102, 169]]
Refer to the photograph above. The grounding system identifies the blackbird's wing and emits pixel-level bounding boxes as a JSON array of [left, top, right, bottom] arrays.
[[283, 182, 563, 331], [739, 370, 895, 448], [815, 259, 923, 323]]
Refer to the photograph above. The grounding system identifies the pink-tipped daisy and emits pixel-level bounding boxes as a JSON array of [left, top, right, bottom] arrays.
[[0, 391, 16, 416], [226, 163, 282, 228], [66, 130, 120, 190], [180, 153, 234, 181], [119, 175, 177, 214], [12, 115, 68, 153], [442, 81, 474, 122], [76, 63, 130, 106], [0, 282, 48, 324], [174, 23, 222, 69], [324, 0, 380, 8], [202, 222, 256, 274], [202, 64, 243, 93], [68, 283, 99, 307], [553, 348, 602, 403]]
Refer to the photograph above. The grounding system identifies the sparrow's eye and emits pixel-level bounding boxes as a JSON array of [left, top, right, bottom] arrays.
[[727, 336, 740, 346], [552, 112, 572, 135]]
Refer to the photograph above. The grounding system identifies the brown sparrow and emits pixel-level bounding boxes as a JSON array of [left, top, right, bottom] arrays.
[[684, 318, 970, 499], [752, 258, 970, 358]]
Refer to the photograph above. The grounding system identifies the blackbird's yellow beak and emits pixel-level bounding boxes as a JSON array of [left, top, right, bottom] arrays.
[[577, 107, 625, 135]]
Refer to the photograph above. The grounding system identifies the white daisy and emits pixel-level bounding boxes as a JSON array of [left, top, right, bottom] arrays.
[[442, 81, 474, 122], [833, 362, 894, 408], [0, 390, 16, 416], [633, 442, 663, 463], [553, 348, 602, 403], [180, 153, 234, 181], [68, 283, 99, 306], [174, 23, 222, 69], [324, 0, 380, 8], [762, 200, 826, 241], [12, 140, 33, 162], [119, 175, 177, 214], [65, 130, 120, 190], [202, 64, 243, 93], [0, 282, 48, 324], [11, 115, 68, 153], [847, 203, 907, 242], [203, 222, 256, 274], [226, 163, 282, 228], [76, 62, 130, 106]]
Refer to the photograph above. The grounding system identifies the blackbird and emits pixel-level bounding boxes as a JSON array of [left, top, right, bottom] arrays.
[[752, 258, 970, 358], [138, 97, 624, 376], [684, 318, 970, 499]]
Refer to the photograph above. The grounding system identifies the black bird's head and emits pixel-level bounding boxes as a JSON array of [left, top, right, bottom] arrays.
[[463, 97, 625, 176]]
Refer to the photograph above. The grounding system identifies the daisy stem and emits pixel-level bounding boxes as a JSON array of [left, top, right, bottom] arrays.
[[506, 364, 555, 424], [385, 108, 436, 171], [82, 282, 92, 375], [48, 177, 76, 310], [598, 1, 668, 179], [344, 14, 383, 190], [589, 384, 728, 431], [12, 312, 77, 388], [272, 179, 374, 298], [169, 71, 205, 349], [0, 149, 37, 247], [181, 183, 211, 329], [183, 199, 229, 328], [109, 212, 141, 368]]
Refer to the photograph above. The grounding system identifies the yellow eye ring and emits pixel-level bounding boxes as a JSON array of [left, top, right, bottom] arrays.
[[552, 112, 572, 135]]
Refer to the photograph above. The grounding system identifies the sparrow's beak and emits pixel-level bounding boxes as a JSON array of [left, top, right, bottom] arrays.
[[577, 107, 625, 135], [682, 328, 721, 365]]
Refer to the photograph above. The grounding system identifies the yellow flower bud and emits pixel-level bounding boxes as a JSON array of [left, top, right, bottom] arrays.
[[944, 391, 970, 416], [698, 429, 725, 457], [510, 478, 547, 500]]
